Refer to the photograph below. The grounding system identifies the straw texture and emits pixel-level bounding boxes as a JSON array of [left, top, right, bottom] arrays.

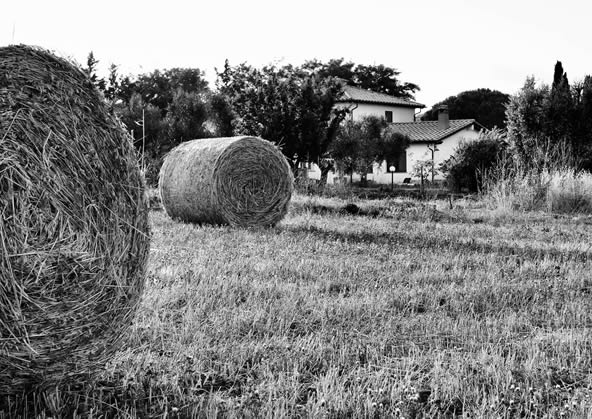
[[159, 136, 293, 226], [0, 45, 150, 394]]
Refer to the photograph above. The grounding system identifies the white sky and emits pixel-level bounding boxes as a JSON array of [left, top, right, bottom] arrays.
[[2, 0, 591, 109]]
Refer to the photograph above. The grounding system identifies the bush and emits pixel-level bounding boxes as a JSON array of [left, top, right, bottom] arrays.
[[440, 129, 507, 192], [411, 159, 436, 184]]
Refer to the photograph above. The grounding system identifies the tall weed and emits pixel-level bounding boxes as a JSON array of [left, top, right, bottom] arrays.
[[547, 170, 592, 213], [482, 139, 592, 214]]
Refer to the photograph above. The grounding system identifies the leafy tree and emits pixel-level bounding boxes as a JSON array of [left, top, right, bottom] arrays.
[[302, 58, 355, 81], [85, 51, 106, 91], [218, 63, 301, 157], [117, 94, 166, 155], [113, 68, 211, 149], [330, 119, 362, 183], [421, 89, 509, 129], [115, 89, 208, 185], [216, 61, 347, 184], [113, 74, 136, 105], [103, 64, 121, 101], [165, 89, 210, 143], [380, 125, 411, 167], [354, 64, 420, 99], [411, 160, 435, 185], [330, 116, 410, 185], [573, 75, 592, 170], [505, 77, 549, 163], [83, 53, 216, 184], [131, 68, 209, 113], [115, 93, 167, 185], [440, 128, 508, 192], [295, 75, 347, 168], [303, 58, 420, 99], [208, 93, 235, 137], [354, 117, 386, 184]]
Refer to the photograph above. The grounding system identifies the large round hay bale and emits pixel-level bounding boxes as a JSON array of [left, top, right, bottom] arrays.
[[0, 45, 149, 394], [159, 136, 293, 226]]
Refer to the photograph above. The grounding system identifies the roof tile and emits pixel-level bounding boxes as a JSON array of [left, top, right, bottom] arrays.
[[389, 119, 480, 142], [338, 85, 425, 108]]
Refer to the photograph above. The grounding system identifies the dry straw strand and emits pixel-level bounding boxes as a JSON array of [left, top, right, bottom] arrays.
[[159, 136, 293, 227], [0, 45, 150, 394]]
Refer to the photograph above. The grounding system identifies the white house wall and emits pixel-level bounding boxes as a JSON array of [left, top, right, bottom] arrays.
[[307, 126, 482, 184], [338, 102, 416, 122]]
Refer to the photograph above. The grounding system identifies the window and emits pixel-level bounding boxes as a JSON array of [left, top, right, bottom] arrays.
[[385, 110, 393, 123], [387, 152, 407, 172]]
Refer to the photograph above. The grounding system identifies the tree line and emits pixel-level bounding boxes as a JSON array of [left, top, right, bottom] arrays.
[[86, 54, 418, 185], [87, 53, 592, 190]]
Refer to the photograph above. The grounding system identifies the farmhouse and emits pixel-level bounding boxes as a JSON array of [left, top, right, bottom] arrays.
[[307, 84, 485, 184]]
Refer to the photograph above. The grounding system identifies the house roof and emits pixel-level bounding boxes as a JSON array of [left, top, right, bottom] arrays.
[[337, 84, 425, 108], [389, 119, 484, 143]]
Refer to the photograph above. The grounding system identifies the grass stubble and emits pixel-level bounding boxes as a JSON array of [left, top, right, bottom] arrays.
[[2, 193, 592, 418]]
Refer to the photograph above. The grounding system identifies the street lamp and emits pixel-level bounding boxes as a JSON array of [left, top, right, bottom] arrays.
[[389, 165, 396, 191]]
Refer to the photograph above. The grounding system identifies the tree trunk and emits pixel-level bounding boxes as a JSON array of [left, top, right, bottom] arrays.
[[319, 167, 330, 189], [290, 159, 301, 181], [317, 158, 335, 189]]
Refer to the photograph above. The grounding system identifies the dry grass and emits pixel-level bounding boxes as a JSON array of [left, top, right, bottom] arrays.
[[0, 45, 149, 395], [482, 142, 592, 216], [159, 137, 293, 227], [2, 193, 591, 417], [547, 170, 592, 213], [484, 168, 592, 215]]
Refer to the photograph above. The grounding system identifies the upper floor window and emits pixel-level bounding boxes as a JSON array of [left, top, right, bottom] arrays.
[[385, 110, 393, 123]]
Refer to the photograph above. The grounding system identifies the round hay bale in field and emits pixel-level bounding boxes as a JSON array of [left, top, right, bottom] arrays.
[[159, 136, 293, 226], [0, 45, 149, 394]]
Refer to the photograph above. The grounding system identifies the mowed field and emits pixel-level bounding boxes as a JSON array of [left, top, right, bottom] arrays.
[[13, 194, 592, 418]]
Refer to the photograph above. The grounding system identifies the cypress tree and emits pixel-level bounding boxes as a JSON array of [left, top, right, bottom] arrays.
[[545, 61, 574, 143], [552, 61, 564, 90]]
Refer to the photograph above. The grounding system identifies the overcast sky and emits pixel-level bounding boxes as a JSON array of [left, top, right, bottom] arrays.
[[2, 0, 591, 109]]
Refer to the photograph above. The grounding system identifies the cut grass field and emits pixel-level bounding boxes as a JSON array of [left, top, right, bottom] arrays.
[[3, 193, 592, 418]]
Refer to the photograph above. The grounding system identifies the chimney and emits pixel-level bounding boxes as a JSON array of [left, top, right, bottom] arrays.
[[437, 105, 450, 129]]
